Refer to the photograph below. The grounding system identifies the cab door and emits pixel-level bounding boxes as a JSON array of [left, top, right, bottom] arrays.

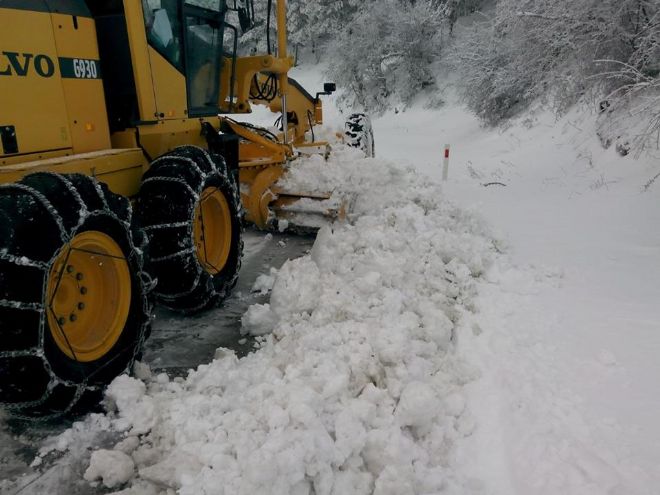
[[181, 1, 225, 117], [129, 0, 225, 121]]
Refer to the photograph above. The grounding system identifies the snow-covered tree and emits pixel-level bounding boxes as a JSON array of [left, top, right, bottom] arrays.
[[237, 0, 367, 59], [452, 0, 660, 135], [327, 0, 445, 112], [288, 0, 363, 48]]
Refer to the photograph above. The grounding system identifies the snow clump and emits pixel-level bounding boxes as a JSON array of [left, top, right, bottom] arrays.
[[251, 267, 278, 294], [241, 303, 279, 336], [84, 449, 135, 488]]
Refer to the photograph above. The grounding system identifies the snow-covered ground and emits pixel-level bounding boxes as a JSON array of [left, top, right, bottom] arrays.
[[3, 66, 660, 495], [373, 97, 660, 493]]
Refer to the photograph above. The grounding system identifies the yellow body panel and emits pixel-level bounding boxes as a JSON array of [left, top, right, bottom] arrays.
[[51, 13, 111, 153], [0, 9, 72, 156], [123, 0, 158, 121], [1, 149, 71, 167], [266, 81, 319, 143], [148, 47, 188, 120], [137, 119, 214, 159], [0, 149, 147, 197], [219, 55, 293, 112]]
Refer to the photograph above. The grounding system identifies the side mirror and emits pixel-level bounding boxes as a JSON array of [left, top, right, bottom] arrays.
[[315, 82, 337, 100]]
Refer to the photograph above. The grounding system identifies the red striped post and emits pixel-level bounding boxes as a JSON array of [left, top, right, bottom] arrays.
[[442, 144, 450, 181]]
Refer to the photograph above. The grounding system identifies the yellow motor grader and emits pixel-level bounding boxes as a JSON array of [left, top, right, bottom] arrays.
[[0, 0, 373, 417]]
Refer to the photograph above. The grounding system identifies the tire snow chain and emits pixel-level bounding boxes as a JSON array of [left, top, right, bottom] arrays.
[[345, 113, 374, 157], [138, 148, 243, 310], [0, 175, 153, 420]]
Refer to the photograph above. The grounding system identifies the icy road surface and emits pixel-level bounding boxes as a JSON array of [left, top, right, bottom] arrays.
[[143, 230, 315, 372]]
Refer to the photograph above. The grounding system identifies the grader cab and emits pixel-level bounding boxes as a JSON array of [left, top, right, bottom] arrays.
[[0, 0, 352, 417]]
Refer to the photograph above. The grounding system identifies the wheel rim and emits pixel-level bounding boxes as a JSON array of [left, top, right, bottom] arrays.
[[193, 186, 232, 275], [46, 231, 131, 363]]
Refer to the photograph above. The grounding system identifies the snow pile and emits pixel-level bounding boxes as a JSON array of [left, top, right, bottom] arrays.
[[59, 145, 496, 494], [84, 449, 135, 488], [242, 257, 321, 337]]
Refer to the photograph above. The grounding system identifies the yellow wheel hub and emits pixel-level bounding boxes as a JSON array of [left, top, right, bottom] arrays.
[[46, 231, 131, 363], [193, 187, 232, 275]]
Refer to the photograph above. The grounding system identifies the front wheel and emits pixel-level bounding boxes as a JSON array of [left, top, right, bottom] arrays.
[[345, 113, 375, 158], [137, 146, 243, 313], [0, 173, 152, 417]]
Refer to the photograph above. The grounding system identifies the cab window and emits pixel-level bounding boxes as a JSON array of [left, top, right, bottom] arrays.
[[142, 0, 183, 71]]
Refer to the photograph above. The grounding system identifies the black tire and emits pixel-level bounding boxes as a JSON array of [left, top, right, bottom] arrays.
[[345, 113, 375, 158], [0, 173, 152, 418], [136, 146, 243, 313]]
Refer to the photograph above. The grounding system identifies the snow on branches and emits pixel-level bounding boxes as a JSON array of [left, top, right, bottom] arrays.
[[452, 0, 660, 152]]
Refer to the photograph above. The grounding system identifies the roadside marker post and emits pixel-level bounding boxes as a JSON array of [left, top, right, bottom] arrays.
[[442, 145, 450, 181]]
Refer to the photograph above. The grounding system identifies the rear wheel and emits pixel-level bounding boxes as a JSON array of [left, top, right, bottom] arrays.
[[0, 173, 152, 418], [345, 113, 375, 157], [137, 146, 243, 313]]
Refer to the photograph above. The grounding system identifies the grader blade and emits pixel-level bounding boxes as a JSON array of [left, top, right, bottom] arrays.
[[269, 187, 353, 231]]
